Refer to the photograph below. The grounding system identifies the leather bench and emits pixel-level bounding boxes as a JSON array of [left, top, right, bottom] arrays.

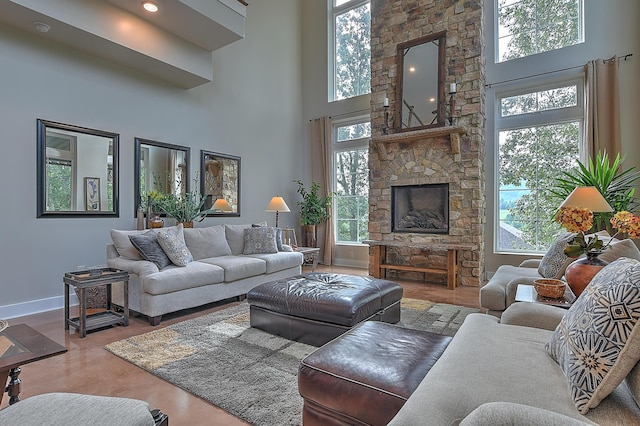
[[247, 272, 403, 346], [298, 321, 452, 426]]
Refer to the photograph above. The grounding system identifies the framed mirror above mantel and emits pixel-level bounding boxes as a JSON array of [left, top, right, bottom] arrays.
[[395, 31, 446, 132]]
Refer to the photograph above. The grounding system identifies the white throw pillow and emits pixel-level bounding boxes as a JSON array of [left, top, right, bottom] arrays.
[[156, 224, 193, 267], [537, 232, 576, 279]]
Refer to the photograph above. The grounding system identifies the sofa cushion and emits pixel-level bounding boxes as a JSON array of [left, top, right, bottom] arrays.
[[200, 255, 266, 282], [626, 361, 640, 409], [599, 238, 640, 263], [183, 225, 232, 260], [225, 224, 252, 255], [243, 227, 278, 254], [142, 261, 225, 295], [546, 258, 640, 414], [538, 232, 576, 279], [128, 231, 172, 270], [157, 224, 193, 267], [243, 251, 303, 274], [111, 229, 146, 260]]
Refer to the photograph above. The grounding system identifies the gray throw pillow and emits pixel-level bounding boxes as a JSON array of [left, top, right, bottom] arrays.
[[252, 224, 284, 251], [128, 231, 172, 269], [545, 258, 640, 414], [538, 232, 576, 279], [183, 225, 232, 260], [243, 227, 278, 254], [157, 224, 193, 267]]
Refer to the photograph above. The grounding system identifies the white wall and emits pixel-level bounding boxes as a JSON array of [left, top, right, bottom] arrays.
[[484, 0, 640, 274], [0, 0, 304, 317]]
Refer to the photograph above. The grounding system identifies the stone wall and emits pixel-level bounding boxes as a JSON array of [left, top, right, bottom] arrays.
[[369, 0, 485, 286]]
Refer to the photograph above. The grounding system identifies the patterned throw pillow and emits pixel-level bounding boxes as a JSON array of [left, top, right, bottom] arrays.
[[252, 224, 284, 251], [243, 227, 278, 254], [128, 231, 172, 269], [156, 224, 193, 267], [545, 258, 640, 414], [538, 232, 576, 279]]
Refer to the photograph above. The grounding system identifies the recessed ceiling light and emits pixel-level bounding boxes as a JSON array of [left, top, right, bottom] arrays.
[[142, 2, 159, 12], [33, 21, 51, 33]]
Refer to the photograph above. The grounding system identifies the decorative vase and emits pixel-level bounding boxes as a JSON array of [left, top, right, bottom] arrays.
[[149, 214, 164, 229], [180, 221, 194, 228], [301, 224, 317, 248], [564, 251, 609, 297]]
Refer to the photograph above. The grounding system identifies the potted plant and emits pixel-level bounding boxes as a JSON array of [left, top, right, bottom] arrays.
[[550, 151, 640, 233], [294, 180, 333, 247], [156, 174, 212, 227]]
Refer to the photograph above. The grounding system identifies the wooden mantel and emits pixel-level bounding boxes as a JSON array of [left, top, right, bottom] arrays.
[[371, 125, 466, 154]]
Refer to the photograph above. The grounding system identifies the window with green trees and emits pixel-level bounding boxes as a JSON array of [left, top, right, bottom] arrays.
[[497, 0, 583, 62], [334, 118, 370, 243], [331, 0, 370, 101]]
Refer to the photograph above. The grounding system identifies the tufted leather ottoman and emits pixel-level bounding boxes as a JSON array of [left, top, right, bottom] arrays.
[[247, 273, 403, 346], [298, 321, 452, 426]]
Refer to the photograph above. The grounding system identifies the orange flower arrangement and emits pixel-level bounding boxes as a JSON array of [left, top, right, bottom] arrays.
[[555, 207, 639, 257]]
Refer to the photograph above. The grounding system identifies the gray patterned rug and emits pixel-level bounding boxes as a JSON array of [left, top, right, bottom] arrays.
[[105, 299, 478, 425]]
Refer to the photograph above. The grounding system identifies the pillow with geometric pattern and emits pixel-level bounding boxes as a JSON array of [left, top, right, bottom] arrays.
[[156, 224, 193, 267], [545, 257, 640, 414]]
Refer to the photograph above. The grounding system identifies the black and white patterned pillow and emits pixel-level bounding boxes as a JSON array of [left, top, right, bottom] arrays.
[[243, 227, 278, 254], [546, 258, 640, 414], [156, 224, 193, 267], [538, 232, 576, 279]]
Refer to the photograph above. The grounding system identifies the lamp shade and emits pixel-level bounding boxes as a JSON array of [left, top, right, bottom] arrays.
[[212, 198, 232, 212], [265, 196, 290, 213], [559, 186, 614, 212]]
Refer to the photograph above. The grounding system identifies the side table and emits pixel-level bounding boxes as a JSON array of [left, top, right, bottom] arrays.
[[515, 284, 575, 309], [63, 267, 129, 338], [295, 247, 320, 271]]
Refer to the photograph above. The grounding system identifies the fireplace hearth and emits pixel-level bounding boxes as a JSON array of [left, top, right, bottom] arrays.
[[392, 183, 449, 234]]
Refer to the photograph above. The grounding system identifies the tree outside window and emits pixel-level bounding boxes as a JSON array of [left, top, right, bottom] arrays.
[[333, 0, 371, 100]]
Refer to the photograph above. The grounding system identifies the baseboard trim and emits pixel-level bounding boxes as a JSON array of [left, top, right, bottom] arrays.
[[0, 293, 78, 320]]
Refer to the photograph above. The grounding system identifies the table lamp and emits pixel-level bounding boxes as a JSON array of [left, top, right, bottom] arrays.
[[265, 196, 290, 227]]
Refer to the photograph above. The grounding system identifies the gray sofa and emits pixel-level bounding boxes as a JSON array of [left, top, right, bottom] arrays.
[[388, 302, 640, 425], [107, 224, 303, 325]]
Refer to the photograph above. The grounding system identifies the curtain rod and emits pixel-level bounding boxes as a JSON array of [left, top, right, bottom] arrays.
[[485, 53, 633, 88]]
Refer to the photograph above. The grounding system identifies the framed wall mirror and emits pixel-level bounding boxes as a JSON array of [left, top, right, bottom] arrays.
[[200, 150, 240, 217], [37, 119, 119, 217], [395, 31, 446, 132], [134, 138, 190, 215]]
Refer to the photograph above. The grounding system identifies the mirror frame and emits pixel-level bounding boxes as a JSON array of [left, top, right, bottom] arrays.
[[134, 137, 191, 216], [395, 31, 447, 132], [37, 119, 119, 218], [200, 150, 241, 217]]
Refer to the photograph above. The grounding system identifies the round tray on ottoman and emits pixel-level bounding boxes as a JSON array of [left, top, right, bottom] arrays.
[[247, 272, 403, 346]]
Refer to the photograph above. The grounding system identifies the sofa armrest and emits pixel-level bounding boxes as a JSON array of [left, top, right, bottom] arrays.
[[107, 256, 159, 277], [519, 258, 541, 268], [505, 276, 539, 308], [460, 402, 593, 426], [500, 302, 566, 331]]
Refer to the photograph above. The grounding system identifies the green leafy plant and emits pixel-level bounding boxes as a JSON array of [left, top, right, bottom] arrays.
[[550, 151, 640, 233], [156, 174, 212, 223], [294, 180, 333, 225]]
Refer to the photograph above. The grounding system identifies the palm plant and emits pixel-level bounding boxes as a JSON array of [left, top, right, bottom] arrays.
[[550, 151, 640, 233]]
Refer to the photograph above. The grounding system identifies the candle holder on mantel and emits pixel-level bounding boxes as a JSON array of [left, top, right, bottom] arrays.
[[383, 96, 390, 134], [448, 82, 457, 126]]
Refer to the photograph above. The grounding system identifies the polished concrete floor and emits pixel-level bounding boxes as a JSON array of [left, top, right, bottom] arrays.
[[1, 265, 480, 424]]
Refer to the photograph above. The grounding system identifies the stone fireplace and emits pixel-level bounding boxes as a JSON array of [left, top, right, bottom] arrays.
[[368, 0, 485, 286]]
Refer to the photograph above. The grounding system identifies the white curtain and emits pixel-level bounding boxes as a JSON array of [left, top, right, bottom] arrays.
[[584, 57, 621, 162], [310, 117, 334, 265]]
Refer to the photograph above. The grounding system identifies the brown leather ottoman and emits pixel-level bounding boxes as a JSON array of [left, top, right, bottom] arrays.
[[298, 321, 451, 426], [247, 273, 403, 346]]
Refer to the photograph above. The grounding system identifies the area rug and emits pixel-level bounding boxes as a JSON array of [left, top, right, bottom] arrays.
[[105, 299, 478, 425]]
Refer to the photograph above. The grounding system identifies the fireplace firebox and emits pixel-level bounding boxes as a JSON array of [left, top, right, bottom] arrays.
[[391, 183, 449, 234]]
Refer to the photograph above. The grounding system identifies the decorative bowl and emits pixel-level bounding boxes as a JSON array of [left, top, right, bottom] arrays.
[[534, 279, 566, 299]]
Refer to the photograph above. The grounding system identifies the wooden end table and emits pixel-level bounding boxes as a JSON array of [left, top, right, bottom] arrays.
[[295, 247, 320, 271], [63, 267, 129, 338], [515, 284, 576, 309], [1, 324, 67, 405]]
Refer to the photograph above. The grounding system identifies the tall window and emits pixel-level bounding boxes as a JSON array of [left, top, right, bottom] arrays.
[[333, 118, 370, 243], [330, 0, 371, 101], [497, 81, 583, 252], [45, 132, 76, 211], [497, 0, 583, 62]]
